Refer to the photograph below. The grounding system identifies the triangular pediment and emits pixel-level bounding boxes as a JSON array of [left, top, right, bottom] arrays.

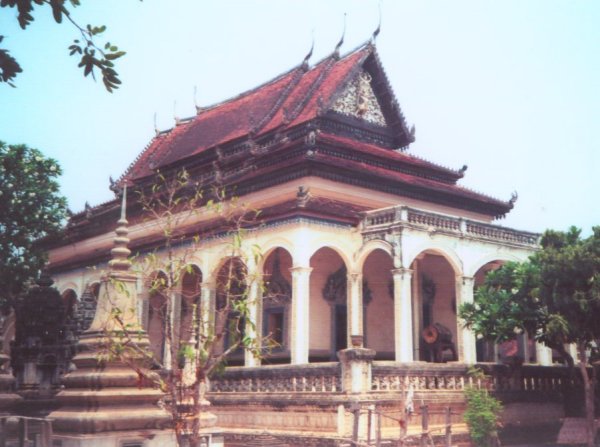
[[330, 69, 388, 127]]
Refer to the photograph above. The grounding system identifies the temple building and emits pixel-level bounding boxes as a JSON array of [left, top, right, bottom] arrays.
[[2, 41, 570, 446]]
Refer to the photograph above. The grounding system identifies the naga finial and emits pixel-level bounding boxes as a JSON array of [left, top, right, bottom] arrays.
[[174, 100, 181, 126], [84, 201, 92, 219], [301, 32, 315, 70], [154, 112, 159, 135], [459, 165, 468, 175], [194, 85, 203, 114], [371, 3, 382, 43], [509, 191, 519, 206], [334, 13, 346, 58]]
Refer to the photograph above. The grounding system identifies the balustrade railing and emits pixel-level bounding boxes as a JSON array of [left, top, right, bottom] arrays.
[[372, 363, 471, 392], [208, 363, 342, 394], [363, 206, 539, 247], [209, 362, 573, 400], [371, 363, 572, 397]]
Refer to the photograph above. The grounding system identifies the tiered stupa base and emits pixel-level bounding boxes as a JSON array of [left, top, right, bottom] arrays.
[[50, 330, 172, 447]]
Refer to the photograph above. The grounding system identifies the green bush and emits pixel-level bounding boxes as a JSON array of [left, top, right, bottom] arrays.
[[464, 384, 502, 447]]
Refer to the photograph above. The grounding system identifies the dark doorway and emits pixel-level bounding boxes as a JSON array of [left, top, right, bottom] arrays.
[[333, 304, 347, 357]]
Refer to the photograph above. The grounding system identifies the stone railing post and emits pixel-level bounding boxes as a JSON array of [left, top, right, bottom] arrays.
[[338, 348, 376, 394], [392, 268, 413, 362], [290, 266, 312, 364]]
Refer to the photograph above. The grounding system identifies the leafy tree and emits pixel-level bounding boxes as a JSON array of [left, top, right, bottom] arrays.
[[0, 141, 68, 309], [459, 226, 600, 447], [104, 170, 264, 447], [1, 0, 129, 91]]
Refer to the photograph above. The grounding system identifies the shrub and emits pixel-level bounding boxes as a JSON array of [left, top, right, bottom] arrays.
[[463, 371, 502, 447]]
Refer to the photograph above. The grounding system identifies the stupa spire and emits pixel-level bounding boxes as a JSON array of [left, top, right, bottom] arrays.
[[108, 183, 131, 271]]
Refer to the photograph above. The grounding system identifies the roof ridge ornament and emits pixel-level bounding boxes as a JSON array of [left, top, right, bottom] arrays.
[[173, 100, 181, 126], [153, 112, 159, 135], [509, 191, 519, 207], [194, 85, 204, 114], [333, 13, 346, 59], [371, 3, 382, 43], [301, 31, 315, 71]]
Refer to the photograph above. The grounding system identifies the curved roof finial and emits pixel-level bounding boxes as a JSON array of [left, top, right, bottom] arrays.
[[194, 85, 203, 114], [371, 3, 382, 42], [301, 30, 315, 70], [334, 13, 346, 58], [174, 100, 181, 126], [153, 112, 159, 135]]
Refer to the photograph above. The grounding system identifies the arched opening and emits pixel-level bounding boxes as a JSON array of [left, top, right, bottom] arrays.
[[61, 289, 79, 347], [362, 249, 394, 360], [215, 257, 247, 366], [410, 251, 459, 363], [147, 271, 168, 365], [61, 289, 78, 320], [473, 261, 537, 364], [262, 248, 292, 364], [179, 266, 202, 346], [309, 247, 347, 363]]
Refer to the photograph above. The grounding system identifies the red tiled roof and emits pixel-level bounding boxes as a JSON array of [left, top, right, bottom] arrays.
[[124, 46, 373, 182]]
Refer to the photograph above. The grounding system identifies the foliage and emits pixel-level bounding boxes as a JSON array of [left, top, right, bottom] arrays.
[[459, 261, 543, 346], [104, 169, 263, 447], [0, 0, 132, 91], [463, 369, 502, 447], [459, 226, 600, 447], [0, 141, 68, 309]]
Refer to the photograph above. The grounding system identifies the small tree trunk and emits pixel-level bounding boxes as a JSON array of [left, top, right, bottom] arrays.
[[577, 343, 595, 447]]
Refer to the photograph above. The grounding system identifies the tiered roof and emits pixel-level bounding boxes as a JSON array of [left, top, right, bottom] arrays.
[[62, 42, 515, 253], [121, 44, 414, 183]]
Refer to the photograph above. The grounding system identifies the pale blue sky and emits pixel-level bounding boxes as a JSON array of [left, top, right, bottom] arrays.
[[1, 0, 598, 235]]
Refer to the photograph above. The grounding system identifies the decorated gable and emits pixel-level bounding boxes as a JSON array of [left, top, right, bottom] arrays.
[[331, 70, 387, 127]]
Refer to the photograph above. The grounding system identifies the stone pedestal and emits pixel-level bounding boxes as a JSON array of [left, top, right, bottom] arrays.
[[337, 348, 375, 394], [338, 348, 376, 442]]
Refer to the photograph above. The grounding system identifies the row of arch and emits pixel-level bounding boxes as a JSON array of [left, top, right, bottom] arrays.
[[53, 242, 534, 366]]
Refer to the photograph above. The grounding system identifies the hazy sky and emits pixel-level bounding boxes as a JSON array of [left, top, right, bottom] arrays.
[[1, 1, 598, 235]]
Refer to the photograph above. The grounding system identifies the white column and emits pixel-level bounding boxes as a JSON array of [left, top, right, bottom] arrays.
[[244, 267, 261, 367], [199, 283, 215, 347], [536, 342, 553, 366], [457, 276, 477, 364], [290, 266, 312, 364], [347, 272, 363, 347], [392, 268, 413, 362]]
